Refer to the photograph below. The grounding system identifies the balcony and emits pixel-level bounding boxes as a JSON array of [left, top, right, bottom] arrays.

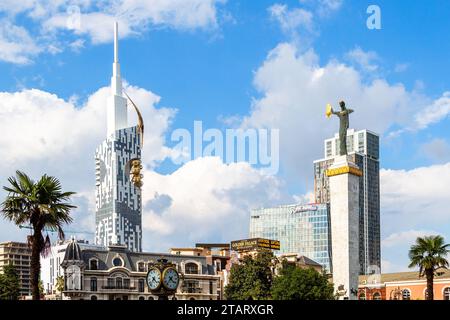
[[101, 286, 136, 291]]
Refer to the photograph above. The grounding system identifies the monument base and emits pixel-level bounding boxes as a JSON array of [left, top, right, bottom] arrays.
[[327, 155, 360, 300]]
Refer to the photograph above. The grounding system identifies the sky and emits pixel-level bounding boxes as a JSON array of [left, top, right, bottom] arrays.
[[0, 0, 449, 273]]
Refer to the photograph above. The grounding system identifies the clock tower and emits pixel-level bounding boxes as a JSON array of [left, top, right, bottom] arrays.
[[94, 22, 143, 252]]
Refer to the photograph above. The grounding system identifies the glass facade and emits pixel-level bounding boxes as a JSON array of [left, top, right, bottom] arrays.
[[249, 203, 332, 273], [313, 129, 381, 275]]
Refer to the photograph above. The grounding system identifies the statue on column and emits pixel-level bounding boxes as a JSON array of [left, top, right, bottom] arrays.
[[326, 101, 354, 156]]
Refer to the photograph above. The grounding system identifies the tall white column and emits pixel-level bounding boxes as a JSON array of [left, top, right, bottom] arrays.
[[327, 155, 361, 300]]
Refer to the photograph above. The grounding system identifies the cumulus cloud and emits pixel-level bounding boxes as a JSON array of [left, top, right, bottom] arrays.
[[0, 83, 175, 241], [413, 91, 450, 130], [0, 0, 227, 63], [140, 157, 287, 251], [239, 42, 424, 184]]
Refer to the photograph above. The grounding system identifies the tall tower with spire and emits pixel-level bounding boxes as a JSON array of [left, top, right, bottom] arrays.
[[95, 22, 143, 252]]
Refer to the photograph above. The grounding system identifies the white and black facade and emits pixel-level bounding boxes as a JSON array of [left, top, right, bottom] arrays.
[[95, 22, 143, 252]]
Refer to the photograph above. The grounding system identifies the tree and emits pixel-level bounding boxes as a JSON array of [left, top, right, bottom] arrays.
[[408, 235, 449, 300], [55, 275, 65, 299], [0, 264, 20, 300], [225, 251, 275, 300], [1, 171, 76, 300], [271, 262, 334, 300]]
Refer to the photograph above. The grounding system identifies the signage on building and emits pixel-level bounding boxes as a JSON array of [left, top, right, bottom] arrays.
[[231, 238, 280, 252], [291, 204, 318, 213]]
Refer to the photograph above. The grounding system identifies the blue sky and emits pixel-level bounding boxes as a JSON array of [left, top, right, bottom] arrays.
[[0, 0, 449, 273]]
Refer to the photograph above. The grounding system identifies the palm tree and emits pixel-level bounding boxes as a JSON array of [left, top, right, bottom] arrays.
[[1, 171, 76, 300], [408, 235, 449, 300]]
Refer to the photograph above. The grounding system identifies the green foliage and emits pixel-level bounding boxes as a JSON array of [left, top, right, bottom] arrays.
[[225, 251, 275, 300], [408, 235, 449, 274], [1, 171, 76, 300], [0, 264, 20, 300], [408, 235, 449, 300], [55, 275, 65, 293], [271, 262, 334, 300]]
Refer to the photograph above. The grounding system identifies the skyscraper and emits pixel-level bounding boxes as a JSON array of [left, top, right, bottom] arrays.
[[95, 22, 143, 252], [249, 203, 332, 273], [314, 129, 381, 275]]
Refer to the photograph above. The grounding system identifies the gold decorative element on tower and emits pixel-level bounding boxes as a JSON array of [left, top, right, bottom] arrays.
[[326, 103, 333, 118], [130, 159, 143, 188], [326, 165, 362, 177], [124, 91, 144, 147]]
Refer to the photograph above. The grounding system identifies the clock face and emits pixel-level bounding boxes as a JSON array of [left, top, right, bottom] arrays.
[[162, 267, 179, 291], [146, 267, 162, 291]]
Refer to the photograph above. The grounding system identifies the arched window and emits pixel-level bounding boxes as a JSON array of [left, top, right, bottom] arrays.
[[443, 287, 450, 300], [185, 262, 199, 275], [359, 292, 366, 300], [402, 289, 411, 300], [189, 297, 196, 300], [148, 296, 154, 300], [66, 265, 81, 290], [90, 277, 97, 292], [373, 292, 381, 300], [138, 296, 145, 300], [91, 295, 98, 300]]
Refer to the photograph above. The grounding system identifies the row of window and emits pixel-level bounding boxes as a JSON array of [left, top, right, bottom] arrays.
[[360, 288, 450, 300], [89, 259, 200, 275]]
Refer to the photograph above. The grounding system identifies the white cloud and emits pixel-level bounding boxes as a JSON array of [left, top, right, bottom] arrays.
[[413, 91, 450, 130], [420, 138, 450, 163], [382, 230, 440, 249], [0, 20, 42, 64], [269, 3, 314, 39], [140, 156, 286, 251], [346, 46, 379, 72], [239, 42, 423, 183], [0, 0, 226, 63], [380, 163, 450, 229], [0, 83, 175, 242]]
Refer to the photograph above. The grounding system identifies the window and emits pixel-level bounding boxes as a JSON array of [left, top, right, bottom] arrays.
[[112, 257, 123, 267], [116, 277, 123, 289], [444, 287, 450, 300], [209, 281, 214, 295], [107, 278, 114, 288], [90, 277, 97, 292], [138, 279, 145, 293], [359, 292, 366, 300], [185, 262, 199, 275], [372, 292, 381, 300], [91, 295, 98, 300], [124, 278, 130, 289], [402, 289, 411, 300], [90, 259, 98, 270], [139, 296, 145, 300], [148, 296, 154, 300], [137, 262, 145, 272]]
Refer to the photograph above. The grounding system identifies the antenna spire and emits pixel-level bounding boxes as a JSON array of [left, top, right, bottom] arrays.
[[114, 21, 119, 63]]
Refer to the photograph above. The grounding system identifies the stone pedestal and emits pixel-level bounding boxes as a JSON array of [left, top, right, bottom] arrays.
[[327, 155, 361, 300]]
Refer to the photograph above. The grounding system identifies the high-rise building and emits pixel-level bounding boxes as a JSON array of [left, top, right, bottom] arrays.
[[95, 22, 143, 252], [314, 129, 381, 275], [0, 241, 31, 296], [249, 203, 332, 273]]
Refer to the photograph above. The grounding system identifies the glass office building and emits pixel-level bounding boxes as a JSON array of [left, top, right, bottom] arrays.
[[249, 203, 332, 273], [313, 129, 381, 275]]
